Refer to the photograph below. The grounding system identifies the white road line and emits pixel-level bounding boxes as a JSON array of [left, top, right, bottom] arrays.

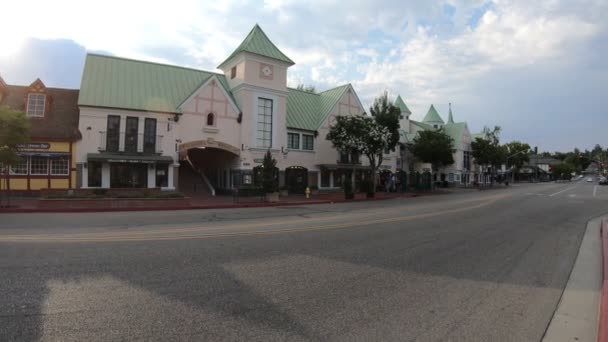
[[549, 187, 576, 197], [568, 194, 577, 198], [593, 185, 598, 197]]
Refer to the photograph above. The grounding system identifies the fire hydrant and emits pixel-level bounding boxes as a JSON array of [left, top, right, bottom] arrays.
[[305, 187, 311, 199]]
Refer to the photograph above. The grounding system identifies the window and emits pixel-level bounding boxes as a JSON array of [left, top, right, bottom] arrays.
[[26, 93, 45, 117], [156, 164, 169, 187], [448, 173, 454, 182], [144, 118, 157, 154], [50, 158, 69, 175], [256, 98, 273, 148], [206, 113, 215, 126], [351, 152, 360, 164], [333, 171, 343, 187], [125, 117, 139, 153], [302, 134, 314, 151], [88, 161, 102, 187], [463, 151, 471, 170], [339, 152, 349, 164], [30, 156, 48, 175], [287, 133, 300, 149], [321, 169, 330, 187], [106, 115, 121, 152], [231, 66, 237, 79], [9, 157, 28, 175]]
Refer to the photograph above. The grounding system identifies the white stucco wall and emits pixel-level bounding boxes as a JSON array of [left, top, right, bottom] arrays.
[[76, 107, 179, 164]]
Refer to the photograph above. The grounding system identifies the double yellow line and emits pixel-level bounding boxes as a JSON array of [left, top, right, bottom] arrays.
[[0, 194, 507, 243]]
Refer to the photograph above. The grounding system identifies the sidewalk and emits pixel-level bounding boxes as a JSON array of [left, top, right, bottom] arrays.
[[0, 191, 435, 213]]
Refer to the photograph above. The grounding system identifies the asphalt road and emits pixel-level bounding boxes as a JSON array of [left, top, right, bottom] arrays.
[[1, 180, 607, 342]]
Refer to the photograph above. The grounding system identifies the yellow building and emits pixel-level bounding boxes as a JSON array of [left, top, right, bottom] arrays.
[[0, 78, 80, 192]]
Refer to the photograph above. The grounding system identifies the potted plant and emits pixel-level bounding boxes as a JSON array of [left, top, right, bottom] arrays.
[[262, 150, 279, 202]]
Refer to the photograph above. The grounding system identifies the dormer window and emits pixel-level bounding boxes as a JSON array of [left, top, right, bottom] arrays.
[[207, 113, 215, 126], [27, 93, 45, 117], [231, 66, 236, 79]]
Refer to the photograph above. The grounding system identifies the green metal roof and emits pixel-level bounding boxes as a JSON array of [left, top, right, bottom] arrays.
[[218, 24, 295, 68], [422, 104, 444, 124], [442, 122, 467, 149], [395, 95, 411, 115], [286, 84, 352, 131], [447, 107, 454, 124], [78, 54, 238, 114], [410, 120, 435, 131]]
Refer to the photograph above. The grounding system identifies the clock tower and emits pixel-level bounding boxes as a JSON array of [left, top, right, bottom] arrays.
[[217, 24, 295, 153]]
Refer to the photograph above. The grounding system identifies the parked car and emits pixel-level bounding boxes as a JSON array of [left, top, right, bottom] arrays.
[[587, 177, 593, 182], [600, 178, 608, 185]]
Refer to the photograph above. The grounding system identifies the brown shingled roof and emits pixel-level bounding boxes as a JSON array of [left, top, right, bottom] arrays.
[[1, 84, 81, 141]]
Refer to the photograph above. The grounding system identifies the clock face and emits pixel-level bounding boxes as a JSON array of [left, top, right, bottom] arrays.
[[259, 64, 274, 79]]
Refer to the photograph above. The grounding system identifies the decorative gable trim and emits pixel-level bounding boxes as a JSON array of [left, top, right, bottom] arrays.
[[316, 84, 365, 130], [177, 74, 240, 114]]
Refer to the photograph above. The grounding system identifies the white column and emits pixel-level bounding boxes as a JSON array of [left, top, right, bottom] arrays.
[[101, 163, 111, 188], [148, 164, 156, 188], [81, 163, 88, 188], [167, 165, 175, 190], [329, 171, 334, 188]]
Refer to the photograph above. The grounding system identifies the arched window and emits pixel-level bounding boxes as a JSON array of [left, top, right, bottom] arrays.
[[206, 113, 215, 126]]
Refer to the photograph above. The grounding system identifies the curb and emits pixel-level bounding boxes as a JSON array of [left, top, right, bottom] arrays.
[[599, 219, 608, 342], [0, 192, 429, 214]]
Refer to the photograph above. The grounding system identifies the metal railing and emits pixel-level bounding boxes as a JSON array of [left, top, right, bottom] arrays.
[[98, 131, 163, 154]]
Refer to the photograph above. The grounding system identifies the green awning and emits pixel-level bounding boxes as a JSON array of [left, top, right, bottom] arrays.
[[87, 153, 173, 164]]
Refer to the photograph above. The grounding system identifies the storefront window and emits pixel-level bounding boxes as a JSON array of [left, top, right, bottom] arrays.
[[156, 164, 169, 187], [321, 169, 330, 187], [30, 156, 49, 175], [333, 171, 343, 187], [110, 163, 147, 188], [50, 158, 69, 175], [88, 162, 102, 187], [9, 157, 28, 175]]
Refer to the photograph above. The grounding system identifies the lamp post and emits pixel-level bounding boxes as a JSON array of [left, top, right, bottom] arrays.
[[506, 150, 528, 185]]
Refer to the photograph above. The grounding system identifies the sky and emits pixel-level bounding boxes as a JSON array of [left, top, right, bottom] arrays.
[[0, 0, 606, 152]]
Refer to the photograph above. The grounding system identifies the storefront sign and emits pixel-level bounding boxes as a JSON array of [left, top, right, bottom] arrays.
[[17, 143, 50, 149], [108, 159, 155, 164], [253, 158, 264, 163]]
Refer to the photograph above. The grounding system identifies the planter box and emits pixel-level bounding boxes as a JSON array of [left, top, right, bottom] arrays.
[[37, 197, 191, 210]]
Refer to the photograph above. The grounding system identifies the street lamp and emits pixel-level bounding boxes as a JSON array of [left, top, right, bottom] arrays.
[[506, 150, 528, 185]]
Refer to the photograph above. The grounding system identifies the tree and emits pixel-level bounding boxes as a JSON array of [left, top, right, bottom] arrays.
[[552, 163, 575, 180], [296, 84, 316, 93], [408, 130, 454, 185], [326, 115, 392, 195], [370, 91, 401, 151], [261, 150, 278, 194], [504, 141, 531, 177], [471, 126, 504, 184], [0, 105, 30, 207]]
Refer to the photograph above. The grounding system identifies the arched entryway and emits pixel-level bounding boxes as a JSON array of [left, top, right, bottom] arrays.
[[178, 139, 240, 196], [285, 166, 308, 193]]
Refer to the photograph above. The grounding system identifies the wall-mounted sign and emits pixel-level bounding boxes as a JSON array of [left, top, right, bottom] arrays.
[[242, 163, 251, 166], [108, 159, 155, 164], [253, 158, 264, 163], [17, 143, 50, 150]]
